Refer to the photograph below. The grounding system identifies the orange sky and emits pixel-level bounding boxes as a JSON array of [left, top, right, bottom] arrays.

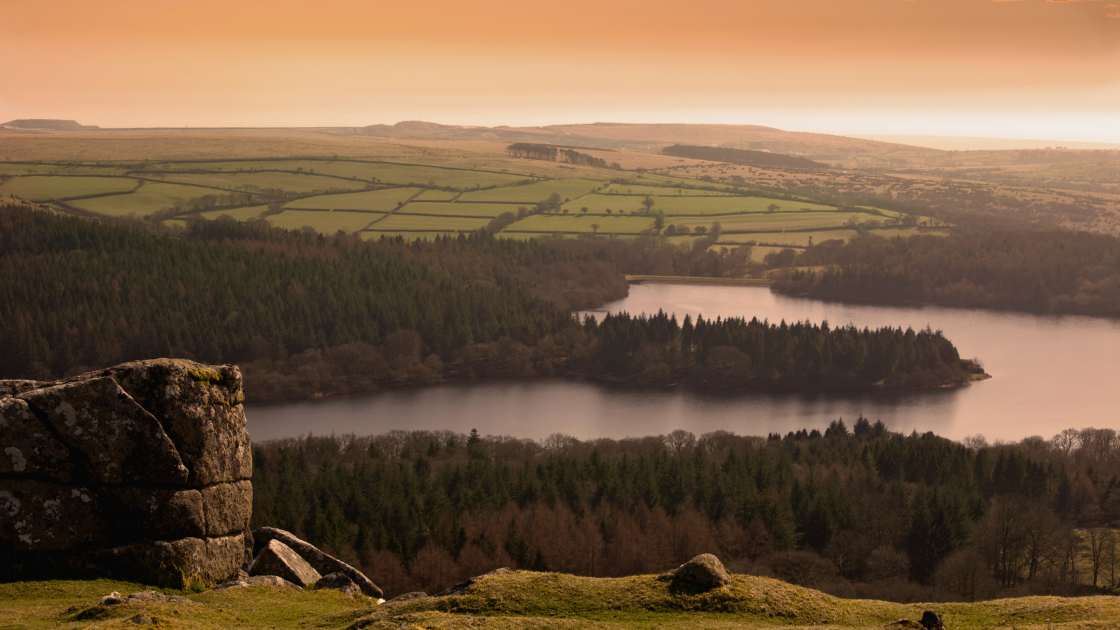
[[2, 0, 1119, 141]]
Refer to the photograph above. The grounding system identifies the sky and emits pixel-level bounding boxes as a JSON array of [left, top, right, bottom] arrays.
[[2, 0, 1119, 142]]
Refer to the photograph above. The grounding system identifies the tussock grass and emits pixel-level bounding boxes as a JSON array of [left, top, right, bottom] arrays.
[[4, 572, 1120, 629]]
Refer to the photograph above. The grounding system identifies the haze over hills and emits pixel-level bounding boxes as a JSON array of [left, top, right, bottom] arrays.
[[854, 135, 1120, 152], [349, 120, 934, 161]]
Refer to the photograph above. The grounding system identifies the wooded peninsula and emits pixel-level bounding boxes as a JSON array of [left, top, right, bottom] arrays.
[[0, 206, 983, 400]]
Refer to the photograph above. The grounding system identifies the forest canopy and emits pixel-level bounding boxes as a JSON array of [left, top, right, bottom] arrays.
[[0, 207, 981, 399], [252, 424, 1120, 600], [772, 231, 1120, 317]]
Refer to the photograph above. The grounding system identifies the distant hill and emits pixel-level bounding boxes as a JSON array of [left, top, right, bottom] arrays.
[[661, 144, 827, 170], [349, 121, 930, 162], [1, 119, 99, 131]]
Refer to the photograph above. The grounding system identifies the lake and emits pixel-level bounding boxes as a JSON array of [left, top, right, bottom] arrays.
[[246, 283, 1120, 443]]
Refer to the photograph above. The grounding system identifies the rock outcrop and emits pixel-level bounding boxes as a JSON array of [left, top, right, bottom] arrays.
[[249, 539, 322, 587], [315, 572, 360, 597], [671, 553, 732, 589], [0, 359, 252, 588], [254, 527, 383, 597]]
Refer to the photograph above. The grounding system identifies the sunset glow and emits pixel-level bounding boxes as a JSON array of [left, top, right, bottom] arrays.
[[2, 0, 1119, 140]]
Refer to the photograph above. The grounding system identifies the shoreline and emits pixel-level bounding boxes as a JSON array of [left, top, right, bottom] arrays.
[[243, 368, 989, 405]]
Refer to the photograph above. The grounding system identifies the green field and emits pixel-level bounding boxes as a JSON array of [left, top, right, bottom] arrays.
[[142, 159, 530, 189], [69, 182, 218, 217], [458, 179, 604, 203], [601, 184, 736, 196], [195, 205, 271, 221], [678, 211, 865, 232], [370, 214, 491, 231], [2, 156, 943, 246], [284, 187, 420, 211], [266, 209, 383, 233], [0, 163, 131, 177], [506, 213, 656, 234], [563, 194, 837, 216], [0, 175, 138, 200], [159, 171, 366, 194], [414, 188, 460, 200], [402, 202, 511, 218]]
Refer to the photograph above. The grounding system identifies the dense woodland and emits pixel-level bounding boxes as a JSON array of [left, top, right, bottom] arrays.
[[771, 231, 1120, 317], [661, 145, 825, 171], [0, 207, 978, 399], [251, 425, 1120, 601], [574, 311, 983, 390], [0, 208, 617, 394]]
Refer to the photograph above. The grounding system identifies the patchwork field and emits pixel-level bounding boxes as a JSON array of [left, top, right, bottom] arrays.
[[68, 182, 226, 217], [370, 214, 491, 231], [402, 202, 510, 218], [158, 171, 366, 194], [1, 141, 948, 247], [508, 214, 656, 234], [457, 178, 604, 202], [565, 194, 837, 216], [601, 183, 738, 196], [284, 188, 420, 211]]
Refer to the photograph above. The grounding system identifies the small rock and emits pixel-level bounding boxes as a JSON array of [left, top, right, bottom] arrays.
[[211, 575, 301, 591], [385, 591, 428, 603], [672, 553, 732, 589], [920, 610, 945, 630], [248, 539, 321, 587], [315, 572, 359, 596], [130, 614, 152, 625], [100, 591, 123, 606], [126, 590, 196, 605]]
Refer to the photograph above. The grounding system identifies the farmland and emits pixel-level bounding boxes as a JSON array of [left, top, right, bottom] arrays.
[[284, 187, 421, 211], [266, 209, 384, 233], [68, 182, 230, 217], [0, 175, 137, 200], [0, 134, 956, 250]]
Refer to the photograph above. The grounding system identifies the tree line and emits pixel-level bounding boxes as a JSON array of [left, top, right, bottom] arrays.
[[251, 424, 1120, 601], [770, 231, 1120, 317], [506, 143, 609, 168]]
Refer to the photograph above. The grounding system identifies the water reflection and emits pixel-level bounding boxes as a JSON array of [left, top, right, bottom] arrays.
[[247, 284, 1120, 443]]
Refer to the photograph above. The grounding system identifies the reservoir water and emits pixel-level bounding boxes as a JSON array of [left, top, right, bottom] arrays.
[[246, 284, 1120, 443]]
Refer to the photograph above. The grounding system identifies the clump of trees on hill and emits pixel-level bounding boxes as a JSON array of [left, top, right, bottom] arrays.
[[506, 143, 609, 168], [252, 425, 1120, 601], [771, 231, 1120, 317], [661, 145, 826, 170]]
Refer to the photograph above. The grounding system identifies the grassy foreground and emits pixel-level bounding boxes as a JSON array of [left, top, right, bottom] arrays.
[[3, 572, 1120, 630]]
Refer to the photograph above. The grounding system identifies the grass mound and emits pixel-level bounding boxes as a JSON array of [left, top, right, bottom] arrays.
[[3, 572, 1120, 629]]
